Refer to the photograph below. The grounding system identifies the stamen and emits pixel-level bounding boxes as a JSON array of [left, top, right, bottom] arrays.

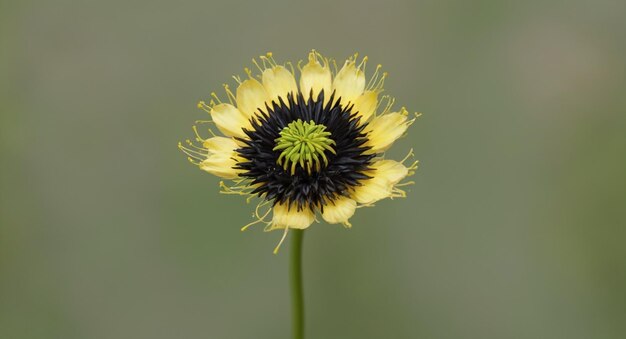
[[259, 56, 269, 69], [273, 226, 290, 254], [286, 61, 296, 75], [308, 50, 318, 63], [241, 202, 272, 231], [244, 67, 253, 79], [406, 155, 419, 176], [255, 200, 271, 217], [366, 64, 383, 90], [372, 95, 390, 118], [223, 84, 236, 104], [198, 101, 210, 113], [251, 58, 264, 73], [395, 181, 415, 187], [219, 181, 254, 196], [241, 218, 264, 232], [181, 144, 206, 158], [178, 142, 206, 161], [260, 52, 278, 68], [187, 157, 200, 165], [405, 109, 419, 128], [185, 139, 206, 152], [192, 125, 206, 142], [390, 187, 407, 199], [379, 95, 396, 116], [401, 148, 415, 164], [358, 55, 368, 71], [375, 72, 388, 91], [210, 92, 222, 104], [267, 52, 277, 65], [331, 59, 339, 75]]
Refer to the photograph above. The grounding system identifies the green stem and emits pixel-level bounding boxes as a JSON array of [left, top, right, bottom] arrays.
[[290, 229, 305, 339]]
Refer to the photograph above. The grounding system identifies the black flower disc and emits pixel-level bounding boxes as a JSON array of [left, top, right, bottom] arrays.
[[235, 90, 375, 210]]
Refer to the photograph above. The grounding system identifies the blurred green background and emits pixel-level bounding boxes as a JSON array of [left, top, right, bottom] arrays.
[[1, 0, 625, 338]]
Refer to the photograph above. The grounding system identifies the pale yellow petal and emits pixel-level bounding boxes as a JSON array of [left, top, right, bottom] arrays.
[[202, 136, 238, 153], [262, 66, 298, 104], [322, 196, 357, 226], [270, 202, 315, 230], [199, 137, 242, 179], [364, 110, 409, 153], [236, 78, 269, 118], [332, 60, 365, 106], [370, 160, 408, 185], [350, 158, 410, 204], [352, 91, 378, 122], [210, 103, 252, 139], [299, 51, 331, 102], [350, 175, 392, 205]]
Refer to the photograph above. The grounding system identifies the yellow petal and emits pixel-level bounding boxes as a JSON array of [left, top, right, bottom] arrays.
[[199, 137, 242, 179], [350, 158, 411, 204], [210, 103, 251, 139], [202, 136, 238, 153], [270, 202, 315, 230], [299, 51, 331, 102], [322, 196, 357, 227], [352, 90, 378, 122], [364, 110, 409, 153], [332, 60, 365, 106], [262, 66, 298, 104], [350, 175, 392, 205], [370, 160, 408, 185], [236, 78, 269, 118]]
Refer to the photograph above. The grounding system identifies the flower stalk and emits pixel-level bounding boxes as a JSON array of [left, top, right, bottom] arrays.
[[290, 230, 305, 339]]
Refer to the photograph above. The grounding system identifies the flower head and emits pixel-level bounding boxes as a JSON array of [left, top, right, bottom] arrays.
[[179, 51, 419, 252]]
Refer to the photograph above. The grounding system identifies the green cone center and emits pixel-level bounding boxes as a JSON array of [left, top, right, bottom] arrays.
[[273, 119, 336, 175]]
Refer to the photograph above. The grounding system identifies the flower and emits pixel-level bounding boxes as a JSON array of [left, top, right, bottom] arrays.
[[179, 51, 419, 252]]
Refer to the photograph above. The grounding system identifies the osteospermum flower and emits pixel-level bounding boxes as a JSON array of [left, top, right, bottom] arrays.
[[179, 51, 419, 252]]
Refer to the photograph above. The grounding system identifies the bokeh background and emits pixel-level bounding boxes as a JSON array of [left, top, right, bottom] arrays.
[[1, 0, 625, 338]]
